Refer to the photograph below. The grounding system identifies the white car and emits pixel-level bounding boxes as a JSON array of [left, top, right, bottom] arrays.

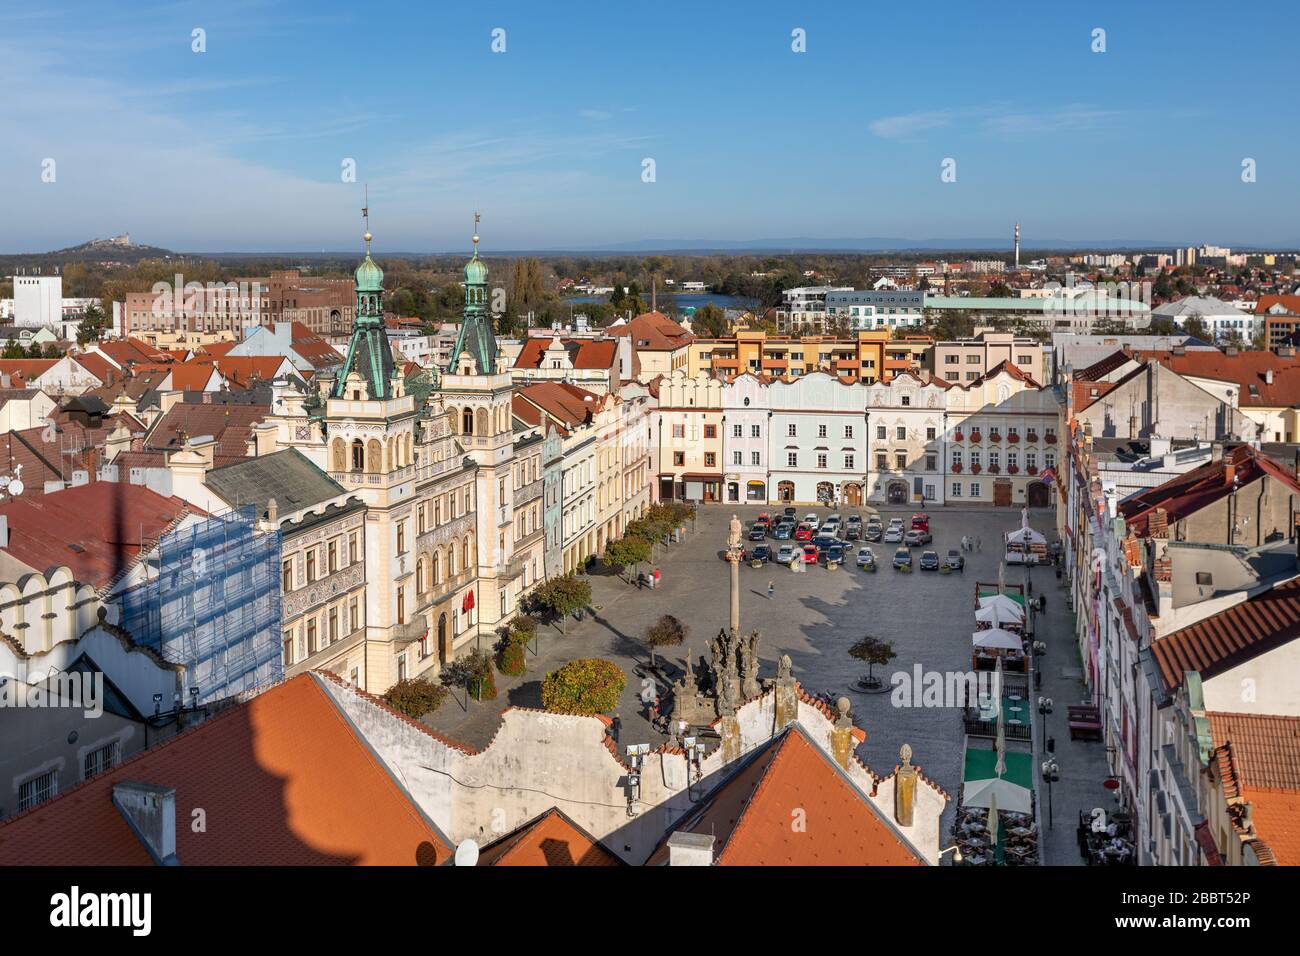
[[803, 514, 820, 530], [883, 526, 904, 544]]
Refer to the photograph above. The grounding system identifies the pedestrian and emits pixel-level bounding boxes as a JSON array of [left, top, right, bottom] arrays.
[[767, 580, 775, 600], [650, 695, 661, 723], [1040, 594, 1048, 612], [976, 535, 982, 552], [961, 535, 968, 552]]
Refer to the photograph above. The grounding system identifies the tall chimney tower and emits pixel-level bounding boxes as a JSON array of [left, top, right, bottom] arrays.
[[1014, 222, 1021, 270]]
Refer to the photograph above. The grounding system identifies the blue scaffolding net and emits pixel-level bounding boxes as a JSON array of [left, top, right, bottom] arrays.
[[119, 506, 283, 704]]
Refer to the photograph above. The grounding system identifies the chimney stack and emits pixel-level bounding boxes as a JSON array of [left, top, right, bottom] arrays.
[[112, 781, 178, 865], [1266, 369, 1275, 386], [666, 831, 714, 866]]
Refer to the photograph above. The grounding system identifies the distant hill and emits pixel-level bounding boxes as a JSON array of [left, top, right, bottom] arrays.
[[0, 235, 185, 271]]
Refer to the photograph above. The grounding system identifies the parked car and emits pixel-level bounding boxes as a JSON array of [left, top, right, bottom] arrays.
[[794, 527, 813, 542], [910, 512, 931, 533], [845, 525, 862, 541], [751, 545, 771, 564], [825, 544, 845, 565], [892, 548, 913, 570], [804, 514, 820, 530], [847, 514, 863, 528], [812, 534, 837, 550], [801, 544, 820, 564], [776, 544, 798, 564], [855, 546, 876, 568], [748, 526, 766, 541], [756, 513, 772, 527], [782, 506, 798, 519], [884, 526, 904, 544], [944, 549, 965, 572], [774, 523, 794, 540], [826, 513, 843, 527], [919, 550, 940, 571], [904, 529, 932, 547], [865, 522, 883, 542]]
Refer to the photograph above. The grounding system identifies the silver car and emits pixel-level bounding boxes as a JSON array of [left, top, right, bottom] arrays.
[[776, 544, 797, 564]]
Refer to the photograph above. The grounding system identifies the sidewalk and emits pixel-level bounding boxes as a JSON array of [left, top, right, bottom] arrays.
[[419, 557, 684, 751], [1025, 561, 1111, 864]]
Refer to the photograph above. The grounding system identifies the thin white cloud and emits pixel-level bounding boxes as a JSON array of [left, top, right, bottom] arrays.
[[580, 109, 614, 121], [868, 110, 953, 139]]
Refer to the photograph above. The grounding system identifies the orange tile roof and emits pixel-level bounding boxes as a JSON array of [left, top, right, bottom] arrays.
[[609, 311, 694, 351], [73, 351, 118, 385], [514, 337, 618, 371], [1255, 294, 1300, 315], [514, 382, 601, 429], [475, 807, 623, 866], [1208, 712, 1300, 866], [0, 674, 452, 865], [647, 725, 924, 866], [146, 402, 269, 459]]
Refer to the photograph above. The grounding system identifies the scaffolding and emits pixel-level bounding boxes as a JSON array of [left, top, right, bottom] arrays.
[[119, 506, 283, 704]]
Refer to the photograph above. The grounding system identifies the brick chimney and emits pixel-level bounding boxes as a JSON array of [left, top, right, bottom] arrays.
[[773, 654, 798, 730]]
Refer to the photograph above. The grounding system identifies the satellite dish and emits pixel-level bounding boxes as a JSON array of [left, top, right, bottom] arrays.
[[454, 839, 480, 867], [7, 479, 23, 497]]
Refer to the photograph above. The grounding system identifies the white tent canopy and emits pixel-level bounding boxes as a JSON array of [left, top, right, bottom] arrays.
[[976, 603, 1024, 627], [978, 594, 1025, 620], [963, 776, 1032, 814], [1006, 526, 1046, 546], [972, 628, 1024, 651]]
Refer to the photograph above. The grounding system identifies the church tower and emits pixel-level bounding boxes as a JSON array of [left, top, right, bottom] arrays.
[[440, 214, 518, 637], [317, 223, 423, 686]]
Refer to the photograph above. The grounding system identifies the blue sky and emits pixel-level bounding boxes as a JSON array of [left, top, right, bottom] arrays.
[[3, 0, 1298, 252]]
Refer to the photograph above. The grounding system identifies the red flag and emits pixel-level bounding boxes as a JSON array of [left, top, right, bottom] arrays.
[[462, 590, 475, 612]]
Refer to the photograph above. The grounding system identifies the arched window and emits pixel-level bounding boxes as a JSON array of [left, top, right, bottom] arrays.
[[463, 537, 471, 569], [432, 550, 441, 585], [332, 438, 346, 472], [448, 546, 457, 576], [416, 558, 427, 593], [351, 439, 365, 472], [462, 408, 475, 435], [476, 407, 489, 437], [366, 438, 382, 473]]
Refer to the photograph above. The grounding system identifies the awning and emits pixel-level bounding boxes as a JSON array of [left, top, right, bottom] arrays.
[[978, 594, 1026, 619], [681, 473, 722, 481], [972, 628, 1023, 650], [746, 479, 766, 487], [963, 776, 1033, 814]]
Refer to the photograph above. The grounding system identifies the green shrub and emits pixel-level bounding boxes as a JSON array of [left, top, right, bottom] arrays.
[[498, 640, 526, 676], [541, 658, 626, 715], [382, 677, 449, 718]]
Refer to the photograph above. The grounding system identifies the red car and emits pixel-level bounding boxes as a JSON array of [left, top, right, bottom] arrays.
[[756, 512, 772, 526], [794, 527, 813, 542], [911, 512, 930, 532], [801, 544, 819, 564]]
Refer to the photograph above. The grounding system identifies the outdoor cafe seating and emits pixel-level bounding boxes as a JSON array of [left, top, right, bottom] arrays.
[[1078, 809, 1136, 865]]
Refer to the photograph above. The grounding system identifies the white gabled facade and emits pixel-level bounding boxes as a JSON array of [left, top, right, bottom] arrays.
[[864, 371, 948, 505], [767, 373, 869, 505], [722, 373, 771, 503]]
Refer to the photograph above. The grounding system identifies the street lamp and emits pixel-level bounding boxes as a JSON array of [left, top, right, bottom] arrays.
[[1041, 756, 1061, 830], [938, 844, 964, 865]]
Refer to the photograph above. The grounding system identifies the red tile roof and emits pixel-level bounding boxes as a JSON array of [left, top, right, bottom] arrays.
[[646, 726, 924, 866], [1120, 444, 1300, 538], [1075, 350, 1135, 382], [0, 359, 58, 387], [0, 675, 452, 865], [146, 402, 269, 459], [0, 482, 194, 589], [1152, 577, 1300, 691], [95, 338, 172, 368], [513, 382, 602, 430], [514, 337, 618, 371], [1130, 349, 1300, 407], [1208, 712, 1300, 866], [1255, 295, 1300, 315], [475, 807, 623, 866], [288, 322, 343, 369], [608, 311, 694, 351], [73, 351, 119, 386]]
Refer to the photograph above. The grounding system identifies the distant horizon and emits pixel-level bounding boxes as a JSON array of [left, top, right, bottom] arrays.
[[5, 233, 1300, 260]]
